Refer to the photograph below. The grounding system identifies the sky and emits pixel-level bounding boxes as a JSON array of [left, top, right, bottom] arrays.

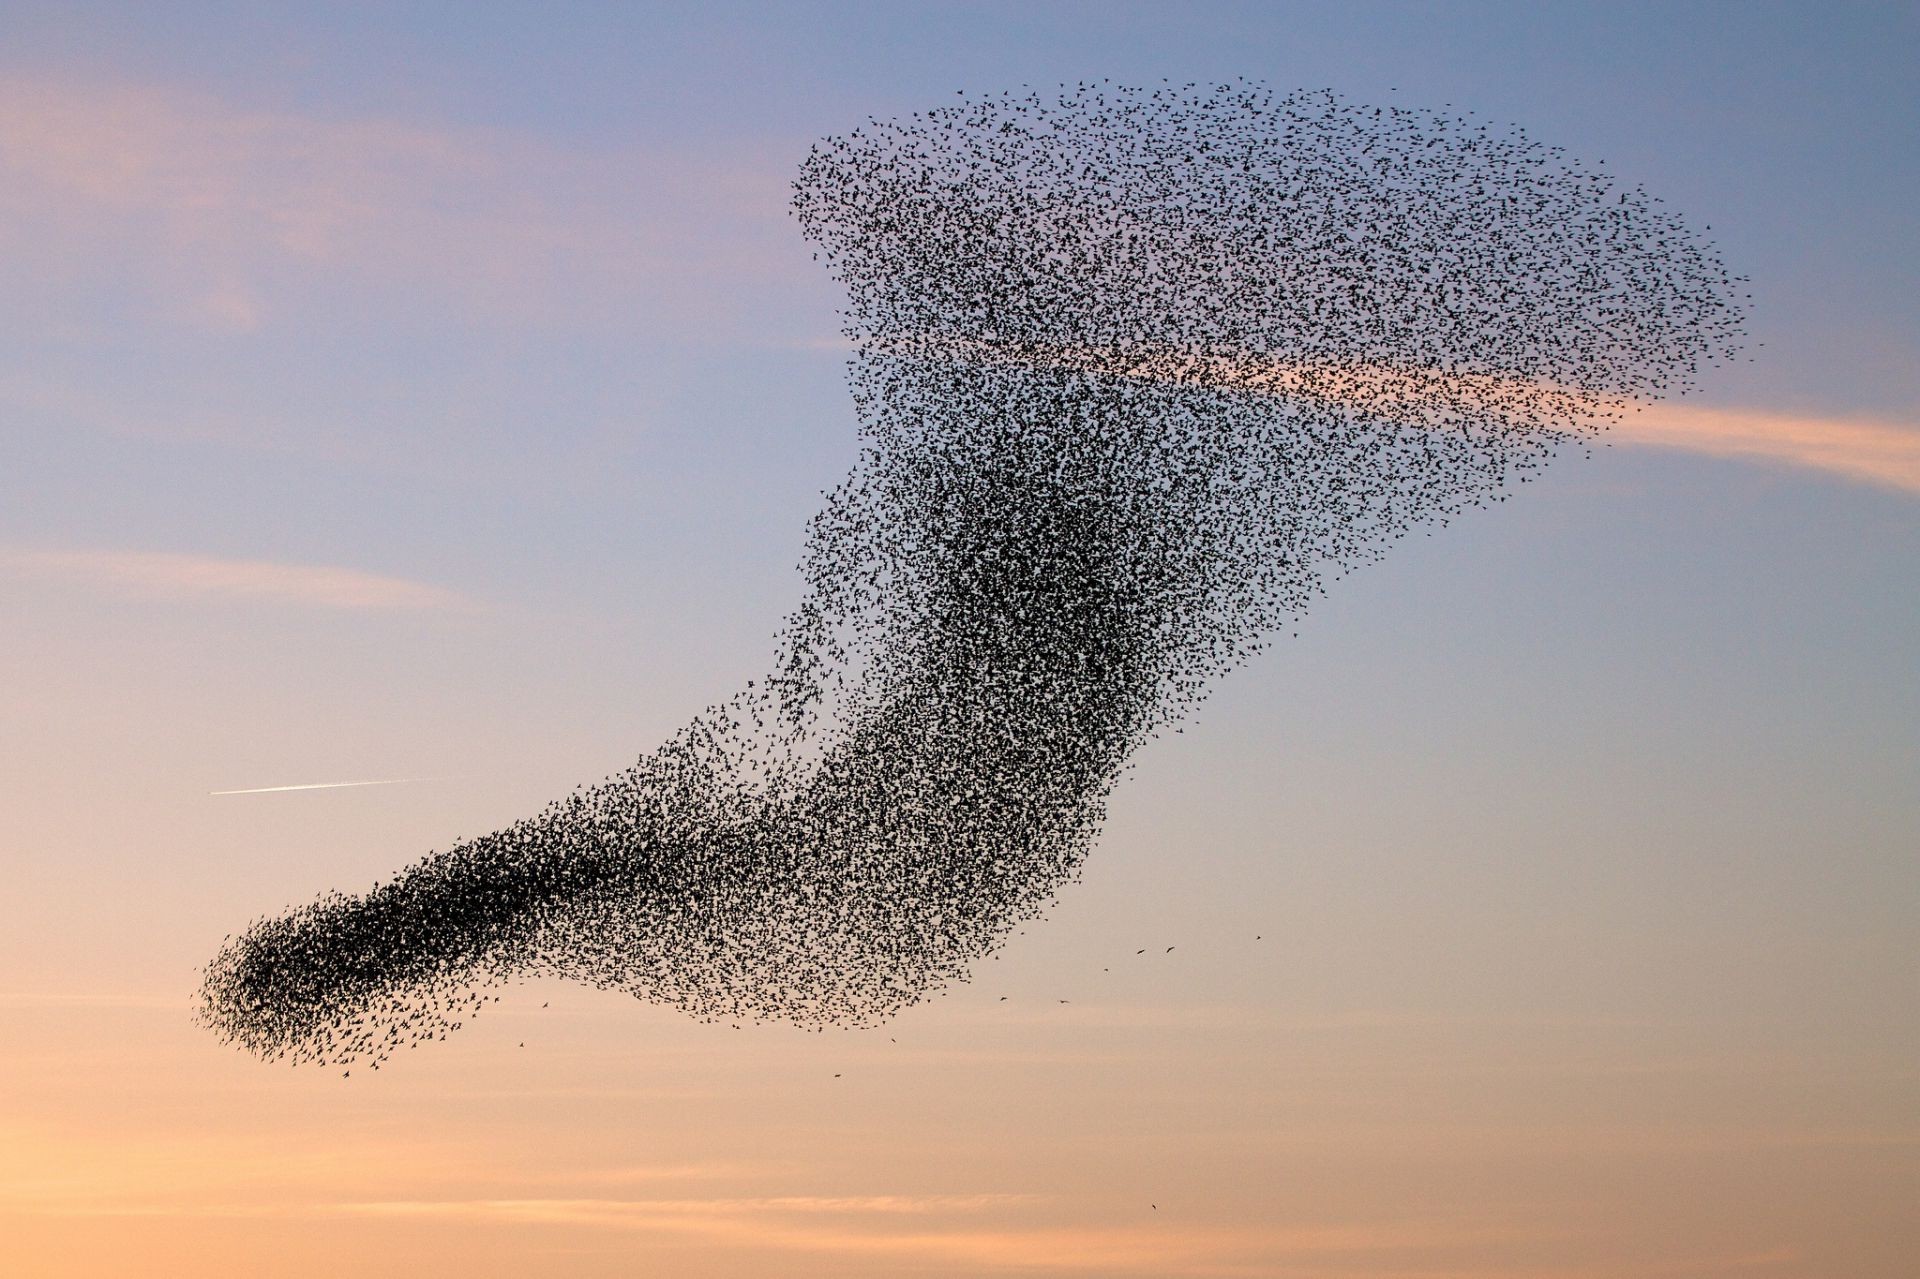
[[1, 2, 1915, 1276]]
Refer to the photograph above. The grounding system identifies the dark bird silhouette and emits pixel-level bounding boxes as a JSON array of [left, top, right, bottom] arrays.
[[197, 80, 1747, 1069]]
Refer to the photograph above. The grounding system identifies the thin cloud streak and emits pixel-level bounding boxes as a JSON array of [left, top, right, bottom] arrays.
[[0, 547, 473, 611], [14, 1194, 1527, 1277], [331, 1193, 1035, 1221], [306, 1199, 1538, 1276], [904, 336, 1920, 497], [0, 993, 187, 1009], [1610, 403, 1920, 494], [209, 778, 432, 796]]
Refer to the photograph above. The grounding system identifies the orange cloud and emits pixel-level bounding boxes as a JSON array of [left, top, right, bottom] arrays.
[[277, 1197, 1533, 1277], [896, 335, 1920, 497], [0, 547, 473, 611], [1608, 403, 1920, 495]]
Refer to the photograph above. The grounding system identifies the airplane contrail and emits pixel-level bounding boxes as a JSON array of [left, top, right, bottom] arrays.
[[210, 778, 432, 796]]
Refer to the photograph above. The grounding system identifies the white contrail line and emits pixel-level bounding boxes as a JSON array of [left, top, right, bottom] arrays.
[[210, 778, 433, 796]]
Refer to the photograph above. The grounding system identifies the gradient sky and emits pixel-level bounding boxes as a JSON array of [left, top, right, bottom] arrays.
[[2, 3, 1915, 1276]]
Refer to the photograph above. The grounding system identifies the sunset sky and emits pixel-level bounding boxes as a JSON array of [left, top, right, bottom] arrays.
[[2, 3, 1915, 1276]]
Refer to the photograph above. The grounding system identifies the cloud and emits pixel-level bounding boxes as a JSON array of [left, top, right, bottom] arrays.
[[329, 1193, 1035, 1223], [11, 71, 1906, 500], [1608, 403, 1920, 495], [902, 336, 1920, 497], [208, 778, 430, 795], [0, 992, 186, 1009], [2, 1159, 1532, 1278], [0, 71, 800, 337], [0, 1119, 788, 1215], [305, 1198, 1538, 1275], [0, 547, 473, 611]]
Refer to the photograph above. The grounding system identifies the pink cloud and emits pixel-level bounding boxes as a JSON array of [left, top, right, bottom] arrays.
[[296, 1199, 1547, 1277], [0, 547, 473, 611], [10, 73, 1908, 499], [1608, 403, 1920, 495], [913, 337, 1920, 497], [0, 72, 801, 336]]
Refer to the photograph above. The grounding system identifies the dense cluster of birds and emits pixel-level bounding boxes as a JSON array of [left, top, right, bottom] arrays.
[[200, 82, 1746, 1068]]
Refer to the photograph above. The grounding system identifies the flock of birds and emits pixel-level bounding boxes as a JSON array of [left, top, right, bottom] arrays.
[[199, 81, 1746, 1069]]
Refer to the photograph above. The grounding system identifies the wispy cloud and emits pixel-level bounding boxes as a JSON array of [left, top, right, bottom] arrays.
[[329, 1193, 1035, 1222], [303, 1199, 1538, 1276], [12, 71, 1905, 503], [208, 778, 431, 796], [0, 71, 798, 337], [19, 1193, 1516, 1276], [0, 992, 186, 1009], [0, 547, 473, 610], [1608, 402, 1920, 494], [908, 336, 1920, 497], [0, 1121, 788, 1214]]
